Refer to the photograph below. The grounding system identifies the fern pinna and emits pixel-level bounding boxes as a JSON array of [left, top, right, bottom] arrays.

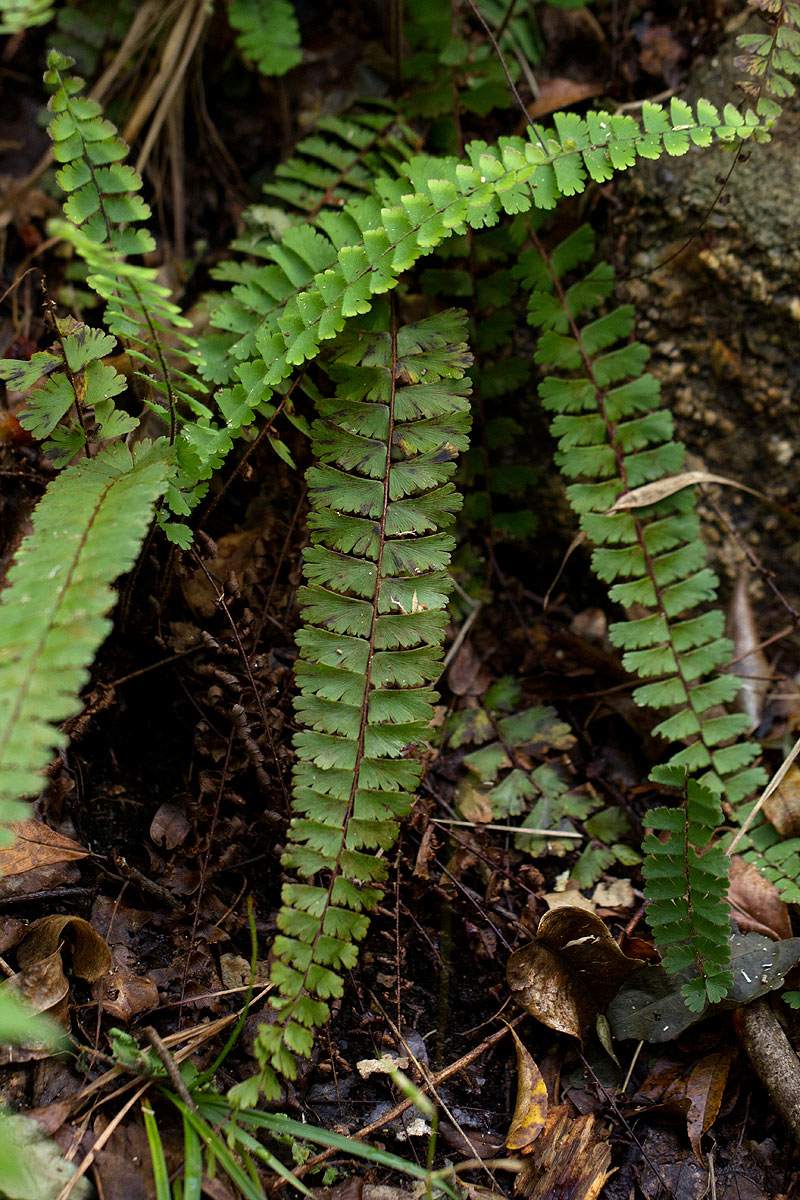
[[522, 225, 766, 1007], [245, 309, 471, 1100]]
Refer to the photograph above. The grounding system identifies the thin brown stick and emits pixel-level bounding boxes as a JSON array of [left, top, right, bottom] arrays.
[[290, 1016, 523, 1180], [144, 1025, 198, 1112]]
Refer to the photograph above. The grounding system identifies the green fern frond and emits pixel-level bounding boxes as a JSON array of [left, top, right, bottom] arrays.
[[228, 0, 302, 77], [246, 309, 471, 1100], [0, 440, 172, 834], [742, 823, 800, 903], [195, 97, 772, 529], [0, 314, 137, 464], [0, 0, 53, 34], [642, 768, 733, 1011], [524, 224, 765, 807], [523, 224, 772, 1008], [43, 49, 208, 541]]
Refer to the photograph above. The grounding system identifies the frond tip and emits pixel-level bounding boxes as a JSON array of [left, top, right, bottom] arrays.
[[248, 309, 472, 1101]]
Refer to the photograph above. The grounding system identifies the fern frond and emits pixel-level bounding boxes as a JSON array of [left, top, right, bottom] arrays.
[[228, 0, 302, 77], [0, 440, 172, 834], [0, 0, 53, 34], [43, 49, 208, 542], [193, 98, 773, 527], [735, 0, 800, 120], [0, 314, 137, 464], [523, 224, 770, 1007], [642, 768, 733, 1010], [524, 224, 765, 807], [247, 309, 471, 1100]]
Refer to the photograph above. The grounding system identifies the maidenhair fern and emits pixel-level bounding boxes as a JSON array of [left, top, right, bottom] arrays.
[[0, 441, 172, 833], [523, 224, 766, 1006], [241, 309, 472, 1101], [228, 0, 302, 78], [0, 313, 137, 465]]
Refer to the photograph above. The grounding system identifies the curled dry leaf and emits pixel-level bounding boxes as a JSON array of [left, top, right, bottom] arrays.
[[608, 470, 766, 512], [507, 906, 643, 1038], [728, 855, 791, 941], [634, 1051, 732, 1164], [0, 819, 88, 877], [505, 1026, 548, 1151], [95, 946, 159, 1023], [17, 915, 111, 983]]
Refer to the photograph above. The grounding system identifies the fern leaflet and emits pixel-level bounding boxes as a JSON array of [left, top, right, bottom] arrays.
[[245, 308, 471, 1100], [228, 0, 302, 77]]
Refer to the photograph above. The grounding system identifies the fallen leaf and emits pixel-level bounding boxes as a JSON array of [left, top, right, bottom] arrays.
[[447, 640, 488, 696], [17, 915, 111, 983], [505, 1026, 548, 1150], [592, 878, 635, 909], [0, 819, 88, 877], [507, 939, 595, 1039], [763, 762, 800, 836], [606, 931, 800, 1042], [7, 949, 69, 1014], [543, 891, 596, 913], [507, 907, 643, 1037], [524, 77, 604, 120], [608, 470, 767, 512], [513, 1105, 612, 1199], [683, 1051, 732, 1162], [637, 1126, 709, 1200], [149, 802, 191, 849], [456, 778, 493, 824], [727, 571, 770, 726], [728, 855, 791, 940]]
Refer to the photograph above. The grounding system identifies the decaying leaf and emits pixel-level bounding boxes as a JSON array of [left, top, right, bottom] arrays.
[[684, 1051, 732, 1162], [0, 819, 88, 877], [634, 1051, 732, 1163], [513, 1105, 612, 1200], [607, 931, 800, 1042], [505, 1026, 548, 1150], [727, 570, 770, 727], [763, 763, 800, 836], [17, 915, 111, 983], [507, 907, 643, 1038], [728, 855, 792, 941], [608, 470, 766, 512]]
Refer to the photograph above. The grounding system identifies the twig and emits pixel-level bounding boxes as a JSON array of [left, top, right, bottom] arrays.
[[739, 997, 800, 1150], [291, 1016, 524, 1180], [144, 1026, 198, 1113]]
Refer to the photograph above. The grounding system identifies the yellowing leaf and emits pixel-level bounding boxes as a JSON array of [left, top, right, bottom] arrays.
[[505, 1026, 548, 1150]]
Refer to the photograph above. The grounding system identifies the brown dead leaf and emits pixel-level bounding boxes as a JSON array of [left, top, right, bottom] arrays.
[[608, 471, 767, 513], [446, 640, 489, 696], [456, 778, 493, 824], [149, 802, 191, 849], [514, 1105, 612, 1199], [0, 819, 88, 877], [728, 855, 791, 941], [95, 946, 159, 1023], [537, 907, 644, 1006], [17, 915, 111, 983], [684, 1051, 732, 1163], [507, 942, 595, 1040], [727, 571, 770, 726], [763, 762, 800, 836], [526, 77, 604, 119], [505, 1026, 548, 1150], [7, 949, 69, 1014]]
